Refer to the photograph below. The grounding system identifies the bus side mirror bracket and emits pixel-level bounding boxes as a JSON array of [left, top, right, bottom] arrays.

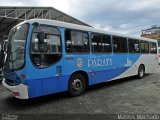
[[37, 32, 45, 44], [37, 32, 47, 53]]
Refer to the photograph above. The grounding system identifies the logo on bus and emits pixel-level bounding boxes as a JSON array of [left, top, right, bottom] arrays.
[[77, 58, 83, 68], [87, 58, 112, 68]]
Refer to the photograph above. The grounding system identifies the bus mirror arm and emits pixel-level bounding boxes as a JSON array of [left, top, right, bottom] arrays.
[[37, 32, 45, 44]]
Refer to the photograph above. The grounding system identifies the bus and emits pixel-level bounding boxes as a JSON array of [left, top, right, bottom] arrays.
[[2, 19, 159, 99]]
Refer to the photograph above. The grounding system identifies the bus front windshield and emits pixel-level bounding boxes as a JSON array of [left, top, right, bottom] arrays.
[[4, 24, 29, 72]]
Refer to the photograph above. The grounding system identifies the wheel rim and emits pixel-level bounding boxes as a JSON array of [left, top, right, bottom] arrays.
[[71, 79, 83, 91]]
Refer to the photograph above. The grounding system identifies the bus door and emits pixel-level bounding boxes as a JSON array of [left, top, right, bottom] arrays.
[[29, 25, 63, 97]]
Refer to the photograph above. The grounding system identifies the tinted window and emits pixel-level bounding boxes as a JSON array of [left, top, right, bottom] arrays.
[[65, 30, 89, 53], [149, 42, 157, 54], [140, 41, 149, 54], [128, 39, 140, 53], [91, 33, 102, 52], [31, 26, 62, 68], [102, 35, 112, 53], [91, 33, 111, 53], [113, 36, 128, 53]]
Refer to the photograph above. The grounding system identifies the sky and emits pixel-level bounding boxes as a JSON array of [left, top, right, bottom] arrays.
[[1, 0, 160, 37]]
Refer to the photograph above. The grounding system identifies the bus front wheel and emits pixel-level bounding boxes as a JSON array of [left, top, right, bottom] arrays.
[[68, 73, 86, 97], [138, 65, 145, 79]]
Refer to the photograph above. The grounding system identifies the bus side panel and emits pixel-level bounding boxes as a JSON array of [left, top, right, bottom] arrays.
[[112, 54, 159, 80], [141, 54, 159, 73], [87, 54, 141, 85], [27, 76, 70, 98], [63, 54, 141, 86], [27, 79, 43, 98], [57, 75, 70, 92], [27, 53, 141, 98], [88, 67, 129, 85], [111, 54, 142, 80]]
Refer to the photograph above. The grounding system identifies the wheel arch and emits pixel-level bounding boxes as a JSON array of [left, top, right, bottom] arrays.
[[139, 64, 145, 72], [69, 70, 89, 86]]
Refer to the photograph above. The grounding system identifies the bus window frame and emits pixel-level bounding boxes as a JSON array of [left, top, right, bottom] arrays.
[[112, 35, 128, 53], [65, 28, 90, 55], [30, 24, 63, 69], [140, 40, 149, 54], [149, 41, 157, 54], [128, 38, 140, 54], [91, 32, 112, 54]]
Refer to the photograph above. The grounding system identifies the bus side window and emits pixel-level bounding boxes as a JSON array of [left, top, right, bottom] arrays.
[[83, 33, 90, 52], [31, 26, 62, 68], [31, 33, 39, 52], [65, 29, 89, 53], [113, 36, 127, 53], [65, 30, 72, 53], [102, 35, 112, 53], [149, 42, 157, 54], [140, 41, 149, 54], [128, 38, 140, 53], [71, 31, 83, 52], [91, 33, 102, 53]]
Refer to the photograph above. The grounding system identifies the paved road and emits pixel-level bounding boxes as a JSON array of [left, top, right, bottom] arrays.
[[0, 69, 160, 115]]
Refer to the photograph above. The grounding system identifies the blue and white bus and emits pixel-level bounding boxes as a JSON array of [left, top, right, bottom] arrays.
[[2, 19, 159, 99]]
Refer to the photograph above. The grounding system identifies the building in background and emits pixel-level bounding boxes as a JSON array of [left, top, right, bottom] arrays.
[[141, 25, 160, 46], [0, 7, 91, 41]]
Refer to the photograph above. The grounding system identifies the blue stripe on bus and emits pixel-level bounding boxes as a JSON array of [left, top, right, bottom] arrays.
[[88, 67, 129, 85]]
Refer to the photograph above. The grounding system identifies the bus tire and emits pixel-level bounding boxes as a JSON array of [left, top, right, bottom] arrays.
[[138, 65, 145, 79], [68, 73, 86, 97]]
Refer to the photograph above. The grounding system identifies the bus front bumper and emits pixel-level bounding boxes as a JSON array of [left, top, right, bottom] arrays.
[[2, 79, 29, 99]]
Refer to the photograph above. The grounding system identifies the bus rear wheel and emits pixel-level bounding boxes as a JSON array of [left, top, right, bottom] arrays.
[[68, 73, 86, 97], [138, 65, 145, 79]]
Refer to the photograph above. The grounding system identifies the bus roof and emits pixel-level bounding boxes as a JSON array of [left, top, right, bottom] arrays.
[[16, 19, 157, 42]]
